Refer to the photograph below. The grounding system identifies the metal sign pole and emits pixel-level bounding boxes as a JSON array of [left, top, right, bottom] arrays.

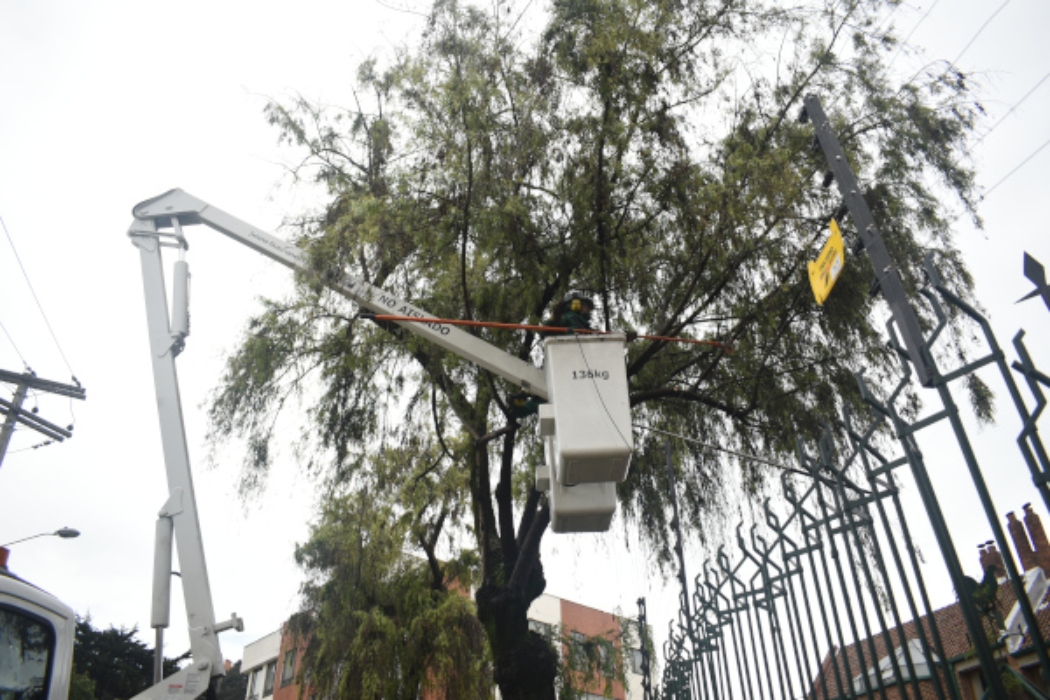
[[801, 94, 935, 387]]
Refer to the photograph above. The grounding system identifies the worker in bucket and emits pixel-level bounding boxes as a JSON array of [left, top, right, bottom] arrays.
[[544, 290, 595, 335], [510, 291, 596, 418]]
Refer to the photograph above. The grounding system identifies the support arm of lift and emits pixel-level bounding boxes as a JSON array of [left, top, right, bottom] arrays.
[[126, 188, 550, 699], [129, 188, 549, 398]]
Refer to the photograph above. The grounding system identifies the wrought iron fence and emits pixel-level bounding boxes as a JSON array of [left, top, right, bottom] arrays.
[[657, 253, 1050, 700], [654, 98, 1050, 700]]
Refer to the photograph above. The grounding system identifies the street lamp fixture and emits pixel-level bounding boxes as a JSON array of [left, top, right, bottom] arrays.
[[1, 527, 81, 548]]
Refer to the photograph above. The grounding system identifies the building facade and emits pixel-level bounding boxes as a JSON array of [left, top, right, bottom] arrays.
[[237, 593, 652, 699], [808, 504, 1050, 700], [240, 627, 303, 700]]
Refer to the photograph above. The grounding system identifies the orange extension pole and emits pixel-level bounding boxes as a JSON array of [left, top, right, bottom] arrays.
[[361, 313, 734, 353]]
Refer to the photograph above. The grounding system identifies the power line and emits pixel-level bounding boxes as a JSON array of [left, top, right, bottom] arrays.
[[631, 423, 811, 477], [887, 0, 942, 69], [0, 215, 77, 379], [945, 0, 1013, 75], [983, 135, 1050, 198], [975, 68, 1050, 145], [6, 439, 58, 455], [0, 320, 28, 369], [896, 0, 1012, 89]]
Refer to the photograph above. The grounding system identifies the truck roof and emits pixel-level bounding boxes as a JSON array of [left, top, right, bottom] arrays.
[[0, 561, 76, 621]]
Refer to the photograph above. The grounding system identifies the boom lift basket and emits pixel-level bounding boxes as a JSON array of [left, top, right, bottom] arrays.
[[544, 436, 617, 533], [542, 334, 633, 485]]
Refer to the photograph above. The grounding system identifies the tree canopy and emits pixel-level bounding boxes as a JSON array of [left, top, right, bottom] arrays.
[[72, 616, 185, 700], [288, 475, 492, 699], [215, 661, 249, 700], [207, 0, 982, 695]]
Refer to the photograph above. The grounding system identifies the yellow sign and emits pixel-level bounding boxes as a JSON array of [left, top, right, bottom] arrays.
[[808, 219, 846, 306]]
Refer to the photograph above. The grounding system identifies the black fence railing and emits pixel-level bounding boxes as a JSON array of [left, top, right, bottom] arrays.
[[654, 97, 1050, 700]]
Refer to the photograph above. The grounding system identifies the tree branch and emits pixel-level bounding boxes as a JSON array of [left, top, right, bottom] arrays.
[[495, 428, 519, 565], [508, 499, 550, 592]]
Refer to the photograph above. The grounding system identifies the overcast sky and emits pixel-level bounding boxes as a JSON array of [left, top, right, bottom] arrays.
[[2, 0, 1049, 673]]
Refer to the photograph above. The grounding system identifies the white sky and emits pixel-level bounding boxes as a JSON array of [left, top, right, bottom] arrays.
[[1, 0, 1049, 675]]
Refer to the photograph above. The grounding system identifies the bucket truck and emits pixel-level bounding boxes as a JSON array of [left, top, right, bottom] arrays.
[[0, 188, 637, 699], [125, 188, 634, 696], [0, 547, 75, 699], [0, 190, 637, 700]]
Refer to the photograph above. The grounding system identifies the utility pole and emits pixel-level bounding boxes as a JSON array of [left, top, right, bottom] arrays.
[[800, 94, 936, 387], [0, 367, 86, 468]]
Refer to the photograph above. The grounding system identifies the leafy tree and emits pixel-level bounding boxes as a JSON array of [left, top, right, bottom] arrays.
[[72, 616, 186, 700], [69, 670, 97, 700], [207, 0, 982, 696], [216, 660, 248, 700], [289, 476, 492, 699], [555, 620, 641, 700]]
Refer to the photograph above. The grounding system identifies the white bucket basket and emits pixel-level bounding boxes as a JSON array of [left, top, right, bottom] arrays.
[[544, 436, 617, 533], [542, 334, 633, 485]]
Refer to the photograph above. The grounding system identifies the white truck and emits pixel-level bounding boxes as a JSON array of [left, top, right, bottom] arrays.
[[0, 189, 634, 699], [0, 547, 75, 698]]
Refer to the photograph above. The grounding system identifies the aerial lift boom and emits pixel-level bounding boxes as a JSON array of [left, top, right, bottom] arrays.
[[131, 189, 549, 399], [127, 188, 631, 698]]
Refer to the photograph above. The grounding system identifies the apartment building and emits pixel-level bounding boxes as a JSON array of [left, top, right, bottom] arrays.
[[237, 593, 651, 699], [240, 627, 302, 700]]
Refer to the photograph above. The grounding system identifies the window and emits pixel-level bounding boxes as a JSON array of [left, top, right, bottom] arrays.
[[280, 649, 297, 687], [630, 647, 645, 675], [597, 642, 610, 669], [263, 660, 277, 696], [528, 620, 553, 640], [247, 668, 261, 700], [0, 605, 56, 700], [569, 631, 587, 670]]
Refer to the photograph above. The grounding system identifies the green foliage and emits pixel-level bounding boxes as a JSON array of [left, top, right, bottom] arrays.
[[966, 372, 996, 424], [69, 670, 96, 700], [216, 661, 249, 700], [72, 616, 186, 700], [290, 480, 492, 700], [1001, 666, 1026, 699], [207, 0, 982, 694], [556, 625, 630, 700]]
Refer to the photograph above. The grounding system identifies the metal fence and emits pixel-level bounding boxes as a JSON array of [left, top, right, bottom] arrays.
[[655, 253, 1050, 700]]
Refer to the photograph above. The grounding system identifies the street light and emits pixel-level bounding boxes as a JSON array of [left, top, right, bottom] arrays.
[[1, 527, 81, 548]]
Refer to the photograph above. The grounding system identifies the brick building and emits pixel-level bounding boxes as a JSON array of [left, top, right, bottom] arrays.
[[524, 593, 651, 699], [808, 504, 1050, 700], [237, 592, 652, 700], [240, 627, 303, 700]]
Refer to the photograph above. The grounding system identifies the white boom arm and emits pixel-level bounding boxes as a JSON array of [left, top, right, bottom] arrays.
[[127, 188, 551, 698], [131, 189, 549, 398]]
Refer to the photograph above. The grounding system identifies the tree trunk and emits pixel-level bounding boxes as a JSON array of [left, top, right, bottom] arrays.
[[476, 582, 558, 700]]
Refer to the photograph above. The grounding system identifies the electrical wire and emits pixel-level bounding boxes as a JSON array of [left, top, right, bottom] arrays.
[[573, 333, 632, 451], [886, 0, 942, 69], [975, 69, 1050, 145], [983, 135, 1050, 198], [0, 215, 77, 378], [893, 0, 1010, 95], [631, 423, 812, 478], [944, 0, 1013, 75], [6, 440, 57, 455], [0, 319, 28, 369]]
